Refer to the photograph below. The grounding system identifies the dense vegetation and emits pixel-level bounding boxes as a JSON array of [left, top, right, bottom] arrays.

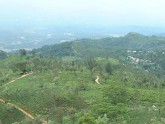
[[35, 32, 165, 58], [1, 33, 165, 123]]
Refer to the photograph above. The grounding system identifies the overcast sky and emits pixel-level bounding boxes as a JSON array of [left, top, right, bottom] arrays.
[[0, 0, 165, 26]]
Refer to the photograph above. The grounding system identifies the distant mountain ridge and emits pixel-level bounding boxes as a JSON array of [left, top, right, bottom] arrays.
[[1, 24, 165, 51], [34, 32, 165, 58]]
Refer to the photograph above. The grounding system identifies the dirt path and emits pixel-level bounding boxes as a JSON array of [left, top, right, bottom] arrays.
[[0, 72, 33, 88], [8, 102, 35, 119], [95, 75, 100, 84], [0, 98, 5, 103], [0, 98, 34, 119], [0, 72, 35, 120], [0, 72, 47, 123]]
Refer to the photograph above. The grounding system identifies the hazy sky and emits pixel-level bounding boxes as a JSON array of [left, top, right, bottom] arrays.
[[0, 0, 165, 26]]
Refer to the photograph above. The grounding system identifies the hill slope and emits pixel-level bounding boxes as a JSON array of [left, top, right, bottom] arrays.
[[34, 32, 165, 58]]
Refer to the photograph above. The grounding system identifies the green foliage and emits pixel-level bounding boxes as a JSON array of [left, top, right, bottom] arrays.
[[92, 102, 128, 119], [0, 50, 7, 60], [34, 33, 165, 59], [105, 63, 113, 75], [95, 114, 109, 124], [78, 113, 95, 124], [103, 85, 129, 105], [35, 42, 75, 57], [19, 49, 27, 56], [2, 35, 165, 123], [86, 58, 98, 72], [0, 103, 25, 124]]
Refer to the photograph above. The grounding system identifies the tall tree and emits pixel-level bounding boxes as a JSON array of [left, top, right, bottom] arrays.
[[19, 49, 27, 56], [0, 50, 7, 60]]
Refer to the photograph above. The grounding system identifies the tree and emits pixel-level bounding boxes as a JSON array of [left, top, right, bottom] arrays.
[[0, 50, 7, 60], [19, 49, 27, 56], [55, 107, 64, 124], [78, 113, 95, 124], [86, 58, 97, 72], [105, 63, 113, 75], [14, 61, 29, 74], [103, 85, 128, 105], [95, 114, 109, 124]]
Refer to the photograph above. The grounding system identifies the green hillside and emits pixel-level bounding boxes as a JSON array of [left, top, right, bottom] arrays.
[[1, 33, 165, 123], [34, 33, 165, 58]]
